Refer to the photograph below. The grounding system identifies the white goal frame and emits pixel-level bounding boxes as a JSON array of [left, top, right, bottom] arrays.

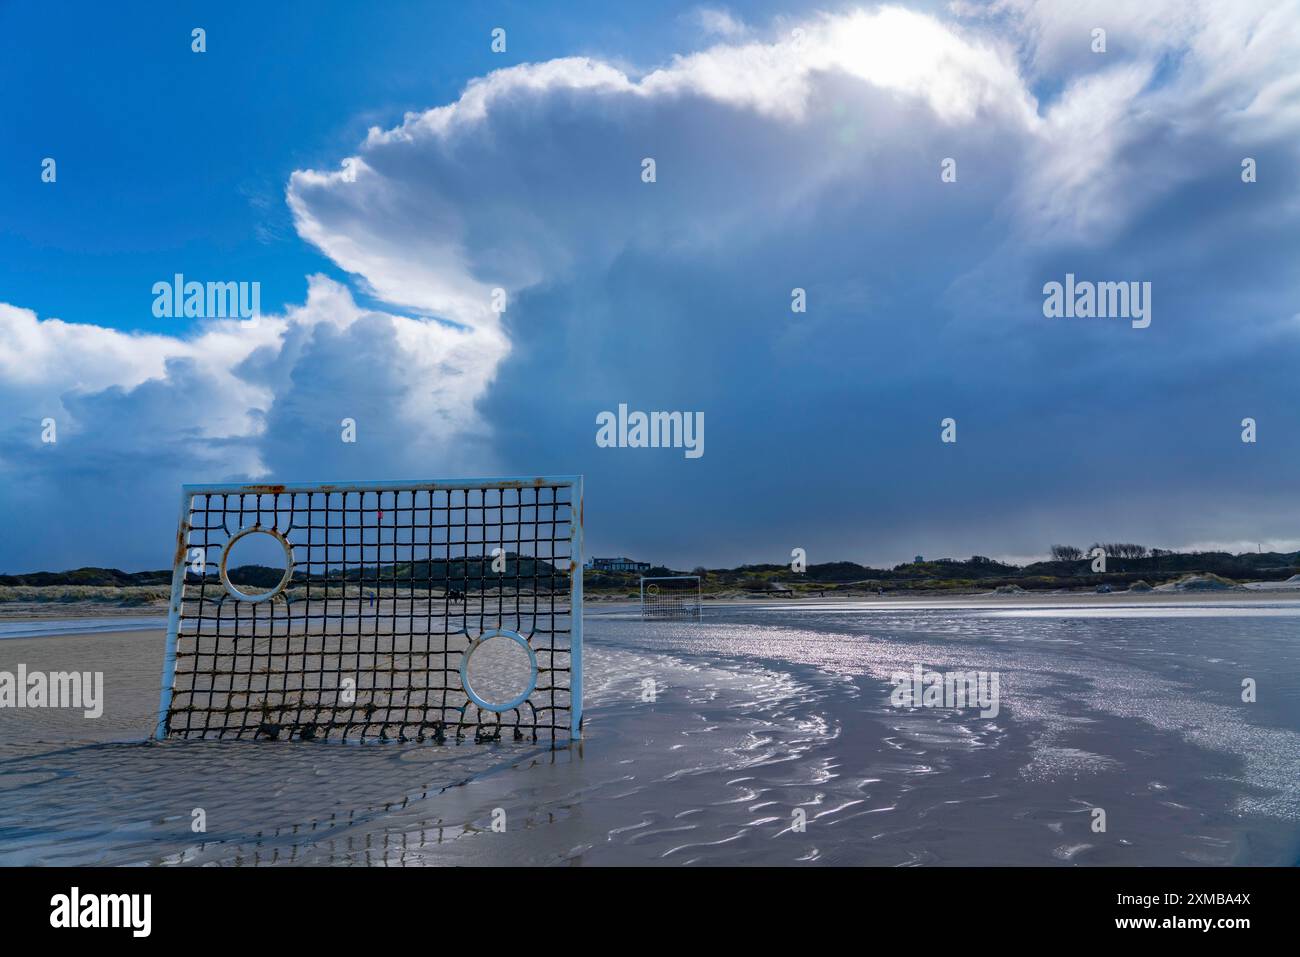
[[155, 475, 583, 743], [640, 575, 702, 620]]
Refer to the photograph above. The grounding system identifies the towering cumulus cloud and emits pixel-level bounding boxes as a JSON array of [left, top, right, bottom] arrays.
[[2, 2, 1299, 569]]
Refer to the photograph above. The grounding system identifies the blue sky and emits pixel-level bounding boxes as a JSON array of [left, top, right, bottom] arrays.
[[2, 1, 1299, 572], [1, 0, 786, 329]]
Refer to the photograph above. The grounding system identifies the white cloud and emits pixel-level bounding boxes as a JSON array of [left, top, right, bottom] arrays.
[[8, 3, 1300, 443], [0, 276, 497, 475], [689, 7, 750, 40], [285, 6, 1043, 341], [980, 0, 1300, 241], [0, 300, 274, 442]]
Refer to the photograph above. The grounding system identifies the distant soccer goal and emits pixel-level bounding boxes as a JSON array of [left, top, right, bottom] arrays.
[[640, 575, 701, 620], [156, 477, 583, 744]]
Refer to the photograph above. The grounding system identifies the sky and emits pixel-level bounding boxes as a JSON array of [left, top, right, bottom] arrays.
[[1, 0, 1298, 573]]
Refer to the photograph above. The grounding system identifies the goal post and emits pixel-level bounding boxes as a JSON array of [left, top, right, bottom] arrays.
[[640, 575, 701, 620], [155, 476, 583, 744]]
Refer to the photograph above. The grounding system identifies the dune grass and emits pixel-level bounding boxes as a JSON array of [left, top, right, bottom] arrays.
[[0, 585, 169, 605]]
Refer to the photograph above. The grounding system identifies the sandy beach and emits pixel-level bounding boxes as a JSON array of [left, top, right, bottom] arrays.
[[7, 579, 1300, 621], [0, 590, 1297, 866]]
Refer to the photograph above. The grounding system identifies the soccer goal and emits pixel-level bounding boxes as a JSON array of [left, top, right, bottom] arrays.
[[640, 575, 702, 620], [155, 476, 583, 744]]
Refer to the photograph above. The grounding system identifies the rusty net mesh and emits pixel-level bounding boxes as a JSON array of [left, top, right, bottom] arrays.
[[160, 481, 577, 744]]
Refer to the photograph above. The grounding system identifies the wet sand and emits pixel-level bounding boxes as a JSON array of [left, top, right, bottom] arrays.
[[1, 596, 1297, 866], [5, 582, 1299, 622]]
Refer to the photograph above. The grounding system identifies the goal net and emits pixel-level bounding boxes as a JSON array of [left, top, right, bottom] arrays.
[[156, 477, 583, 744], [640, 575, 701, 620]]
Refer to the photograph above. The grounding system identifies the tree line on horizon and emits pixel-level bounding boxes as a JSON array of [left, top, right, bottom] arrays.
[[588, 546, 1300, 593], [1049, 543, 1181, 561], [0, 553, 566, 589], [3, 545, 1298, 589]]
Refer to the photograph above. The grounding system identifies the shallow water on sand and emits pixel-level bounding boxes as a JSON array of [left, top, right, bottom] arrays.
[[0, 600, 1297, 865], [0, 617, 166, 640]]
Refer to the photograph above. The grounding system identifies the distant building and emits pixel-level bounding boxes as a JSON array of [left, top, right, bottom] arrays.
[[586, 557, 651, 572], [914, 555, 924, 563]]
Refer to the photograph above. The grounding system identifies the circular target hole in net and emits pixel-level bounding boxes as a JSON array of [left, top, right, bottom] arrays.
[[220, 527, 293, 602], [462, 630, 537, 712]]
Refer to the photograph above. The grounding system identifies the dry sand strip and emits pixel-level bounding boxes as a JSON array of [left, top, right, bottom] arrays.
[[0, 628, 165, 753]]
